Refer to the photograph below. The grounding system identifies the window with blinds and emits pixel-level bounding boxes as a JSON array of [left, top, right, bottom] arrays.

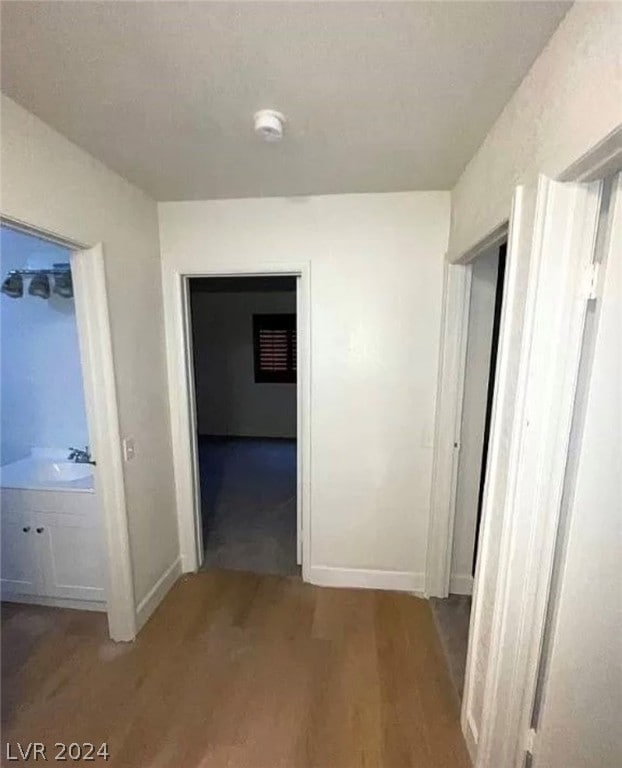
[[253, 313, 297, 383]]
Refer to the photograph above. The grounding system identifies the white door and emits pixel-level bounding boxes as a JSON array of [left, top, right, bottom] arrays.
[[462, 175, 604, 766], [531, 175, 622, 767], [0, 511, 40, 596], [34, 511, 106, 602]]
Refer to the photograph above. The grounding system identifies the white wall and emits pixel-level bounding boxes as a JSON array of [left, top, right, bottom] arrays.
[[0, 227, 89, 464], [159, 192, 450, 588], [191, 289, 296, 438], [0, 95, 178, 609], [450, 2, 622, 260], [450, 246, 498, 594]]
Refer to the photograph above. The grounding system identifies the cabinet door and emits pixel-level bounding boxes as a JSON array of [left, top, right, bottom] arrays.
[[1, 512, 40, 596], [34, 512, 106, 602]]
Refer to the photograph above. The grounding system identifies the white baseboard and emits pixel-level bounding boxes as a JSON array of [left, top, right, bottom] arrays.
[[1, 593, 106, 612], [308, 566, 424, 594], [135, 557, 182, 632], [449, 573, 474, 595]]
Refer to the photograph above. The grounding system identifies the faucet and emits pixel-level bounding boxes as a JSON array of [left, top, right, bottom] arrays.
[[68, 446, 96, 465]]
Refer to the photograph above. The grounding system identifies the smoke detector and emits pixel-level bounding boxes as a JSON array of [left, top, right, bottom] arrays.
[[254, 109, 285, 142]]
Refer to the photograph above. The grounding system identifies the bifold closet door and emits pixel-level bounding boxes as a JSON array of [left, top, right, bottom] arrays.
[[531, 175, 621, 768], [463, 174, 604, 767]]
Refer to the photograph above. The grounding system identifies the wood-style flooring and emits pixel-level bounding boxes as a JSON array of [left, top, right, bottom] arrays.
[[1, 571, 471, 767]]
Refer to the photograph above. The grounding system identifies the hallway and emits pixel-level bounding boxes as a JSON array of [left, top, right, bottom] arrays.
[[2, 571, 470, 768], [199, 437, 298, 577]]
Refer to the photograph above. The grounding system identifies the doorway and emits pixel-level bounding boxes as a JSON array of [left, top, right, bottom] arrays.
[[188, 276, 300, 577], [471, 241, 506, 575], [0, 225, 113, 611], [0, 224, 107, 610], [0, 219, 135, 641], [431, 239, 507, 699]]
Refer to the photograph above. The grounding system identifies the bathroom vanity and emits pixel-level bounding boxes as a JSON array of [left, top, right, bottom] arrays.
[[0, 457, 105, 611]]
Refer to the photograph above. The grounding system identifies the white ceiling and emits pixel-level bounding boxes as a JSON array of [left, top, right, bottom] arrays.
[[0, 1, 570, 201]]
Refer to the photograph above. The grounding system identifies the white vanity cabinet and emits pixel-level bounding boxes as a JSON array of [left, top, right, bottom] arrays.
[[1, 510, 41, 596], [0, 488, 106, 609]]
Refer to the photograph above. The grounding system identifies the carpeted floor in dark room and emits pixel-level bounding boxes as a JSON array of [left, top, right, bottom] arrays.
[[198, 436, 298, 577]]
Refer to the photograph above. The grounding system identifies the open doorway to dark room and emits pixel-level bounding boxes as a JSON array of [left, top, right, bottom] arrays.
[[189, 276, 298, 577], [432, 241, 507, 701]]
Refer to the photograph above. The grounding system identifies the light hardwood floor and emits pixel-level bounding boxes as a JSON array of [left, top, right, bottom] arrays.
[[1, 571, 470, 767]]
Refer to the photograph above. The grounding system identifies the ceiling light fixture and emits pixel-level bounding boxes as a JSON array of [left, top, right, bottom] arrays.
[[254, 110, 285, 142], [28, 271, 51, 299]]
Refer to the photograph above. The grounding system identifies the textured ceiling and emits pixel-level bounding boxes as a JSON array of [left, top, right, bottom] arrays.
[[0, 1, 570, 200]]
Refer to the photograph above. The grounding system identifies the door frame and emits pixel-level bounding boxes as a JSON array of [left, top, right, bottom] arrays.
[[0, 218, 136, 641], [425, 126, 622, 601], [168, 263, 311, 578], [425, 129, 622, 765], [529, 172, 621, 766], [470, 175, 603, 766], [429, 179, 606, 763], [425, 223, 508, 598]]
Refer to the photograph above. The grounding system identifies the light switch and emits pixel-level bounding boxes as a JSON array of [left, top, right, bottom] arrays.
[[122, 437, 136, 462]]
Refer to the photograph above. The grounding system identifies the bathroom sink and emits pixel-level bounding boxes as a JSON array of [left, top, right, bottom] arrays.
[[36, 461, 93, 483]]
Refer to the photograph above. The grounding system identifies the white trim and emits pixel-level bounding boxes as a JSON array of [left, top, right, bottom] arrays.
[[71, 245, 136, 642], [475, 177, 602, 767], [1, 594, 106, 612], [0, 216, 85, 251], [559, 124, 622, 184], [297, 269, 312, 581], [448, 221, 509, 266], [449, 574, 474, 596], [425, 259, 472, 597], [180, 277, 204, 561], [135, 557, 182, 631], [167, 270, 198, 572], [309, 566, 424, 594], [295, 279, 303, 566], [163, 263, 311, 581]]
